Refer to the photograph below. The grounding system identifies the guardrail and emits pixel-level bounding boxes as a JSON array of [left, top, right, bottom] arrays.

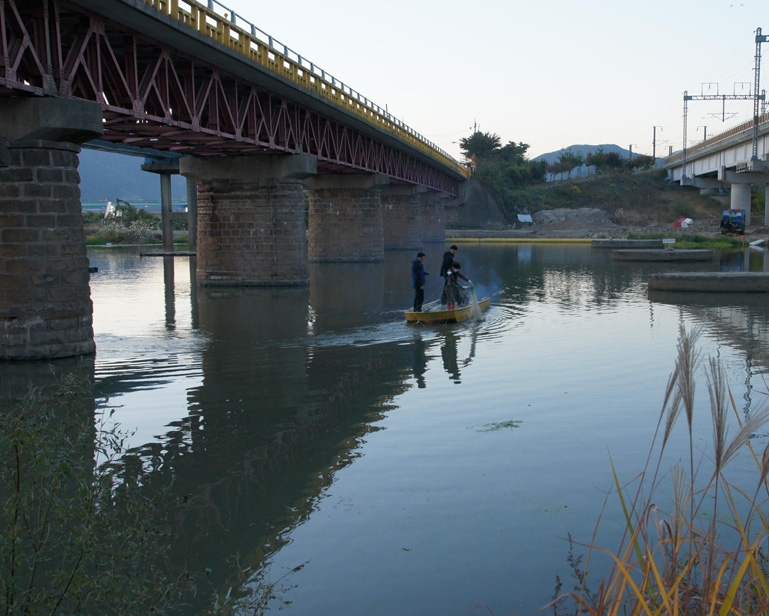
[[666, 111, 769, 164], [140, 0, 468, 178]]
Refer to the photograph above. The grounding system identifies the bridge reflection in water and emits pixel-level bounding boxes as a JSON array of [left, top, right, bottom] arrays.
[[3, 244, 769, 615]]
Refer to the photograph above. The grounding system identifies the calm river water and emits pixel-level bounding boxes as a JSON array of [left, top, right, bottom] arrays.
[[5, 242, 769, 615]]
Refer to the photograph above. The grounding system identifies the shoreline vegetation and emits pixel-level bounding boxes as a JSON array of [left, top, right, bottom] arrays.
[[552, 327, 769, 616], [83, 206, 189, 246], [82, 169, 767, 250]]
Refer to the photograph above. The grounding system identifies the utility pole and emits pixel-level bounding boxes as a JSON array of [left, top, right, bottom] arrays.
[[697, 125, 707, 141], [752, 27, 767, 162], [652, 126, 662, 160], [681, 29, 766, 174]]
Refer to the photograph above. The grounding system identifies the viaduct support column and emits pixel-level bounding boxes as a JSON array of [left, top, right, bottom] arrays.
[[0, 98, 102, 360], [186, 176, 198, 251], [422, 193, 449, 243], [180, 154, 316, 286], [306, 174, 388, 262], [730, 183, 752, 225], [765, 185, 769, 227], [381, 186, 425, 250]]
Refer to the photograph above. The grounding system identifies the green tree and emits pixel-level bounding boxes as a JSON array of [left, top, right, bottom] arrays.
[[625, 154, 654, 171], [585, 148, 625, 174], [459, 131, 502, 159], [558, 150, 585, 179]]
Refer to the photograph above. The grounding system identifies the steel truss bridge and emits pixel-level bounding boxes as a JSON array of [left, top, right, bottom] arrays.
[[1, 0, 466, 195]]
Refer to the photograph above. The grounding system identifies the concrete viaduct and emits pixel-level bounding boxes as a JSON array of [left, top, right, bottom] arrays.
[[664, 111, 769, 227], [0, 0, 468, 360]]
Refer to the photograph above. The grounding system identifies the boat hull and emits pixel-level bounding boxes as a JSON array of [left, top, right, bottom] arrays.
[[405, 297, 490, 324]]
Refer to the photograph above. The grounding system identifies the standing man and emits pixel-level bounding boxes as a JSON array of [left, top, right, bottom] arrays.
[[439, 245, 458, 305], [411, 252, 428, 312]]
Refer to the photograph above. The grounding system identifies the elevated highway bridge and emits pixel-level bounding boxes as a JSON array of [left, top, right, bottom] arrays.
[[664, 112, 769, 227], [0, 0, 468, 359]]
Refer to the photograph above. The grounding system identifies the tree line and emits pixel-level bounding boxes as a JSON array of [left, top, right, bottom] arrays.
[[545, 147, 654, 181], [458, 131, 656, 205], [458, 131, 547, 207]]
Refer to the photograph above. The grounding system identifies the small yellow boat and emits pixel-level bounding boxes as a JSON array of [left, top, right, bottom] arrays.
[[405, 297, 490, 324]]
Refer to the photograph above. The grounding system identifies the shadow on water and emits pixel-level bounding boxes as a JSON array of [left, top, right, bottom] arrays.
[[5, 244, 769, 614]]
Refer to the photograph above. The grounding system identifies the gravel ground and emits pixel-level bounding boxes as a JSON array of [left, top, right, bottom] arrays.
[[448, 208, 769, 241]]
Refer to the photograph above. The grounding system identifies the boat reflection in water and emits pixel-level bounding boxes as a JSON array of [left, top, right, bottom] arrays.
[[7, 243, 769, 616]]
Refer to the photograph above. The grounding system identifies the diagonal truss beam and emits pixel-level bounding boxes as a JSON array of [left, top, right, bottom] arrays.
[[0, 0, 460, 195]]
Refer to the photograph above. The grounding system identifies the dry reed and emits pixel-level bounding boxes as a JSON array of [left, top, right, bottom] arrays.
[[552, 326, 769, 616]]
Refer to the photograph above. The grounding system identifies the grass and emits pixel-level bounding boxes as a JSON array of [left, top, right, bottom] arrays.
[[83, 207, 189, 246], [500, 169, 722, 226], [552, 326, 769, 616], [626, 232, 748, 250]]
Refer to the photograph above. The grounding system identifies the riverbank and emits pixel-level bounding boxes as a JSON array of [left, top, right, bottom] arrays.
[[447, 205, 769, 246]]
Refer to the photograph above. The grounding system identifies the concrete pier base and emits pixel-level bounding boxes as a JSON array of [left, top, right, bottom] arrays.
[[612, 249, 714, 262], [648, 272, 769, 293], [730, 183, 752, 225], [592, 239, 664, 249]]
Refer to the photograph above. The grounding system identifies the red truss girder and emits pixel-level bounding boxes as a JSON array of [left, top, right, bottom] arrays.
[[0, 0, 459, 195]]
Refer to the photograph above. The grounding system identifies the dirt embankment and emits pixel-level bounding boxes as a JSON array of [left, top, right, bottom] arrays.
[[450, 170, 768, 240]]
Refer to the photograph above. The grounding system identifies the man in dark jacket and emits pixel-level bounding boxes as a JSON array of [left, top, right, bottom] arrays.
[[411, 252, 428, 311], [439, 245, 458, 304]]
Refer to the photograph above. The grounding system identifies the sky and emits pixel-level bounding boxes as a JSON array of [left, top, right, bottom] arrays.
[[215, 0, 765, 161]]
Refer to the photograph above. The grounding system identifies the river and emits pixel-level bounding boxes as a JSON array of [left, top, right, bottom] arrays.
[[4, 242, 769, 615]]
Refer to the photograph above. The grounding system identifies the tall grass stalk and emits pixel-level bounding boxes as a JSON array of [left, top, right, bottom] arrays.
[[553, 326, 769, 616]]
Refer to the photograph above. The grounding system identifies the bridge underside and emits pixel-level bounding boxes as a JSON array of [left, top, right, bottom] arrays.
[[0, 0, 469, 360], [1, 0, 460, 195], [0, 95, 457, 359]]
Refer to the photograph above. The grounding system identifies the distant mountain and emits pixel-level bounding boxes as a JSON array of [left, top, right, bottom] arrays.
[[532, 144, 635, 165], [77, 144, 662, 199], [78, 149, 187, 203], [533, 144, 664, 180]]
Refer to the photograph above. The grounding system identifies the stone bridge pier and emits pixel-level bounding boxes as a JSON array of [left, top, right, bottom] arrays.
[[0, 98, 102, 360], [381, 185, 425, 250], [422, 193, 450, 243], [306, 174, 388, 262], [180, 154, 315, 286]]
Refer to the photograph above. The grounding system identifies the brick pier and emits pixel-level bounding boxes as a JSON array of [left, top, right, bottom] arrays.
[[0, 99, 102, 360], [381, 186, 424, 250], [307, 174, 387, 262], [180, 154, 315, 286]]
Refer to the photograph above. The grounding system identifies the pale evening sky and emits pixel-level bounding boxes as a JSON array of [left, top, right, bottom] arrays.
[[219, 0, 765, 161]]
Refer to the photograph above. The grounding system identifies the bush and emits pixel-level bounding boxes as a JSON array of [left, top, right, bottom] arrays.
[[552, 327, 769, 615], [0, 374, 191, 615]]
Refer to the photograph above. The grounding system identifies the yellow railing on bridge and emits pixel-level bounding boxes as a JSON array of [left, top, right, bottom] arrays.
[[140, 0, 469, 179], [666, 111, 769, 165]]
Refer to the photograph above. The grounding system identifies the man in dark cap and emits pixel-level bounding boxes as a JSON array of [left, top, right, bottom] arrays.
[[439, 245, 458, 304], [411, 252, 428, 311]]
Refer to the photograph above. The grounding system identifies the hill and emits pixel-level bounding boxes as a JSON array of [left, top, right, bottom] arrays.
[[532, 143, 635, 165], [78, 149, 187, 202], [76, 143, 648, 202]]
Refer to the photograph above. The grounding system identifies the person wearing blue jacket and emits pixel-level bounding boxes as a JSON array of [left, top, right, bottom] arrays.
[[411, 252, 428, 311]]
